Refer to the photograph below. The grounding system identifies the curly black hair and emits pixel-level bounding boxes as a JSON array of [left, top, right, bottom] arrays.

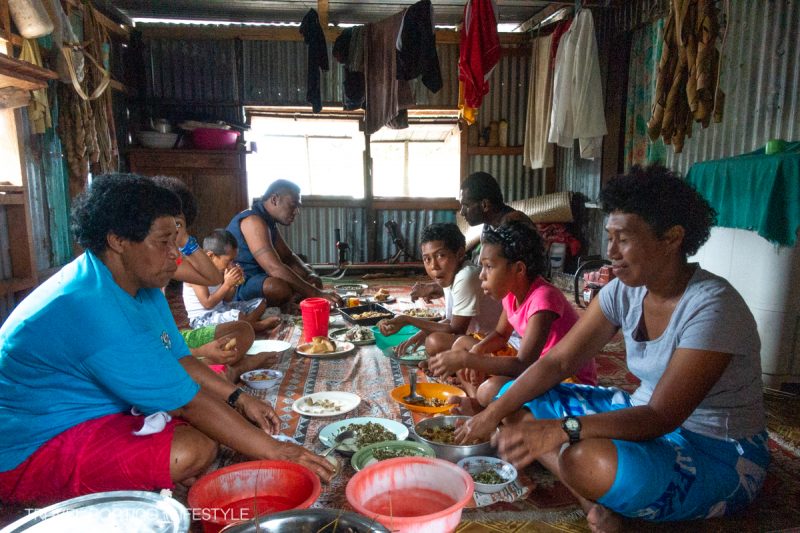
[[481, 220, 547, 281], [420, 222, 466, 253], [461, 171, 504, 206], [71, 174, 182, 255], [150, 175, 198, 227], [598, 165, 717, 257]]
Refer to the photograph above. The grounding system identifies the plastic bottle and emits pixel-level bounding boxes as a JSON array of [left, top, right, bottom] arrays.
[[498, 119, 509, 147], [8, 0, 54, 39]]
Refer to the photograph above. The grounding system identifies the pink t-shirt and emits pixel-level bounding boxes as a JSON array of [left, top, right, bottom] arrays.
[[502, 277, 597, 385]]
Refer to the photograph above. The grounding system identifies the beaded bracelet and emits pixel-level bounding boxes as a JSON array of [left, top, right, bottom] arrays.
[[179, 236, 199, 256]]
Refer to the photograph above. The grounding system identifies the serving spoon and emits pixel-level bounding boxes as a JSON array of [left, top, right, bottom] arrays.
[[403, 371, 425, 404], [322, 429, 355, 457]]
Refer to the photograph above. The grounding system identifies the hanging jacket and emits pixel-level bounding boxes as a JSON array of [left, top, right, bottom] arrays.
[[458, 0, 500, 124], [396, 0, 442, 93], [300, 9, 329, 113]]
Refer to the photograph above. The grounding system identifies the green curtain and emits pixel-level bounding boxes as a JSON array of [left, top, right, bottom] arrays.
[[624, 19, 666, 170]]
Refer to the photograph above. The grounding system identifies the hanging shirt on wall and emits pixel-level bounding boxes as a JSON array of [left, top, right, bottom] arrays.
[[396, 0, 442, 93], [523, 33, 555, 169], [300, 8, 329, 113], [458, 0, 500, 125], [548, 9, 607, 159]]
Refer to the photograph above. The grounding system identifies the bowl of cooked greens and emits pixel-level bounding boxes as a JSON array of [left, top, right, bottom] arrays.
[[457, 456, 517, 494], [351, 440, 435, 471], [319, 417, 409, 456], [411, 415, 493, 463]]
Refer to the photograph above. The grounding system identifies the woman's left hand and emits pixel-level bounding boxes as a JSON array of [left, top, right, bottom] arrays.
[[237, 394, 281, 434], [492, 418, 566, 469]]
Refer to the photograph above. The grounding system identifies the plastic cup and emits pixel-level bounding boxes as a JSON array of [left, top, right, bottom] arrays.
[[765, 139, 786, 155], [299, 297, 330, 343]]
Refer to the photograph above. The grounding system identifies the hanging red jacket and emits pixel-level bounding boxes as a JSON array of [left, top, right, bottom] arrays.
[[458, 0, 500, 124]]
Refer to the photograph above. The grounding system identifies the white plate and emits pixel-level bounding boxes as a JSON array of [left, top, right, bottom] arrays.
[[319, 416, 409, 453], [360, 295, 397, 304], [292, 391, 361, 418], [246, 339, 292, 355], [296, 340, 356, 358]]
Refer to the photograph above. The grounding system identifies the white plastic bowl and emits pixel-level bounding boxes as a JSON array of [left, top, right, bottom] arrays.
[[457, 456, 517, 494], [240, 368, 283, 390], [136, 131, 179, 149]]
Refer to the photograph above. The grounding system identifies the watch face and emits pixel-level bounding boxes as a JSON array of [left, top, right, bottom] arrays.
[[565, 418, 580, 431]]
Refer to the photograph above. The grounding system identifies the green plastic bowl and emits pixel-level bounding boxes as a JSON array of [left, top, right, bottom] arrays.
[[370, 325, 420, 355]]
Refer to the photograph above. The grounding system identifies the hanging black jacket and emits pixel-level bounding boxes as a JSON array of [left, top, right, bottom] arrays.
[[300, 9, 329, 112], [396, 0, 442, 93]]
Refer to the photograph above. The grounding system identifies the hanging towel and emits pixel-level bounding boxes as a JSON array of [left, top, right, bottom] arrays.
[[548, 10, 607, 159], [300, 9, 329, 113], [458, 0, 500, 125], [365, 11, 414, 134], [396, 0, 442, 93], [523, 34, 554, 169]]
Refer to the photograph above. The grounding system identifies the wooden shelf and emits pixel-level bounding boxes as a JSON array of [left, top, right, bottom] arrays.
[[467, 145, 524, 156], [0, 54, 58, 91]]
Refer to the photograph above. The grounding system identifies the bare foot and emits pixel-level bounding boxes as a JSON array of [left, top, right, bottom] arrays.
[[253, 316, 281, 332], [586, 503, 622, 533]]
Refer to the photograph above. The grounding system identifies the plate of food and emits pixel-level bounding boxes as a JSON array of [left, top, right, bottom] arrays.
[[398, 308, 444, 321], [390, 382, 466, 414], [351, 440, 436, 471], [292, 391, 361, 417], [329, 326, 375, 346], [361, 288, 396, 304], [387, 346, 428, 366], [339, 303, 395, 326], [334, 283, 369, 296], [319, 417, 409, 455], [296, 337, 356, 358]]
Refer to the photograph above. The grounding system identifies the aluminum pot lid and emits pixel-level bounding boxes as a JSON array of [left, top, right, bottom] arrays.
[[0, 491, 190, 533]]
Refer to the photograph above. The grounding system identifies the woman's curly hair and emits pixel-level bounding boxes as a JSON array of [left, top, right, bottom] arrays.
[[599, 165, 717, 257], [150, 175, 198, 227], [481, 220, 547, 281], [71, 174, 182, 255]]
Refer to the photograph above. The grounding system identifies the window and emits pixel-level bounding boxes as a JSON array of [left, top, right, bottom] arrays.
[[371, 122, 460, 198], [246, 111, 460, 200], [247, 115, 365, 198]]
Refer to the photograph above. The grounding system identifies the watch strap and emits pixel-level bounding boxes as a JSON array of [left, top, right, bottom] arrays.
[[227, 388, 245, 408]]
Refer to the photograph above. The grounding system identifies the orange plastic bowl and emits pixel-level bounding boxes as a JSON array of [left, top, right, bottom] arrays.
[[346, 456, 474, 533], [390, 382, 466, 414], [188, 460, 321, 533]]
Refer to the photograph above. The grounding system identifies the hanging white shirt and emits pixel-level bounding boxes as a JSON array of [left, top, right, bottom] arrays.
[[548, 9, 607, 160]]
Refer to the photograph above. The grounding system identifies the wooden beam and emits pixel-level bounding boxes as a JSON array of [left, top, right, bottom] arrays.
[[0, 86, 29, 109], [139, 24, 527, 45], [317, 0, 328, 28], [0, 53, 58, 90], [91, 6, 130, 41]]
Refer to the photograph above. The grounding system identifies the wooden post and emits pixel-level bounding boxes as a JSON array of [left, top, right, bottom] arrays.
[[317, 0, 328, 28], [0, 0, 11, 45]]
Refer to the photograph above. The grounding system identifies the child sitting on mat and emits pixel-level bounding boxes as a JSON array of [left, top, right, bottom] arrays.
[[183, 229, 280, 333], [427, 221, 597, 405], [377, 223, 482, 358]]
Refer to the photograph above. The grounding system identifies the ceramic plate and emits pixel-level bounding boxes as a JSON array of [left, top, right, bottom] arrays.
[[292, 391, 361, 418], [329, 327, 375, 346], [296, 340, 356, 358], [387, 347, 428, 366], [319, 417, 409, 454], [351, 440, 435, 471], [246, 339, 292, 355], [390, 382, 466, 414], [360, 295, 397, 304]]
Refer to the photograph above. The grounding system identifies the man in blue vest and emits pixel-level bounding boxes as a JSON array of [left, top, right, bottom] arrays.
[[227, 179, 342, 307]]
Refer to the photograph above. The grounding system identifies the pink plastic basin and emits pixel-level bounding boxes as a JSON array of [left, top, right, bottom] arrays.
[[188, 460, 321, 533], [346, 456, 474, 533], [192, 127, 239, 150]]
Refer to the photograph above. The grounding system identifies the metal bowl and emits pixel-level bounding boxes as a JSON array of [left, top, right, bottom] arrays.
[[220, 509, 390, 532], [412, 415, 494, 463], [334, 283, 369, 296]]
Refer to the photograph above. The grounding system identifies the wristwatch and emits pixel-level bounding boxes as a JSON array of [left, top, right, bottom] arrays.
[[227, 388, 245, 408], [561, 416, 582, 444]]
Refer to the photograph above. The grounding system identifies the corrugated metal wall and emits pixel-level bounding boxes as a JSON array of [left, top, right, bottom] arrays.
[[612, 0, 800, 176], [664, 0, 800, 176], [282, 207, 457, 264]]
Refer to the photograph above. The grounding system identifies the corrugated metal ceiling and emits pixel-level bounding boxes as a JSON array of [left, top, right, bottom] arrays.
[[105, 0, 576, 27]]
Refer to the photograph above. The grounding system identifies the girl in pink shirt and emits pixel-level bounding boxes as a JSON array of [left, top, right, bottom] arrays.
[[428, 221, 597, 407]]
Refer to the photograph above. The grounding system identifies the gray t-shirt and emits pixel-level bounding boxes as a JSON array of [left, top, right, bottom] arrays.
[[598, 266, 765, 440]]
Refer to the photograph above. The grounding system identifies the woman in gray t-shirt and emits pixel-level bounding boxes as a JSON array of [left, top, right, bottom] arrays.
[[454, 165, 769, 530]]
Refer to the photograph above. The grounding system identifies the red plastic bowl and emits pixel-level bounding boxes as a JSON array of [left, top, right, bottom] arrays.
[[192, 127, 240, 150], [188, 460, 321, 533], [346, 456, 474, 533]]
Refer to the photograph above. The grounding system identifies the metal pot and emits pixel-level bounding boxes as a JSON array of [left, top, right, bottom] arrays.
[[412, 415, 494, 463], [149, 118, 173, 133], [220, 509, 389, 532]]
